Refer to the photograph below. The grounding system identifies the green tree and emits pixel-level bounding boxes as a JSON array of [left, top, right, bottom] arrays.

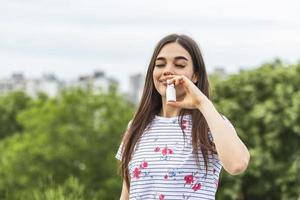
[[212, 60, 300, 200], [0, 86, 135, 199], [1, 60, 299, 199], [0, 91, 31, 139]]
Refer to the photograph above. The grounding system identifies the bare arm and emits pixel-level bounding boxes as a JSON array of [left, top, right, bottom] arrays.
[[198, 100, 250, 175], [165, 75, 250, 175], [119, 179, 129, 200], [118, 120, 132, 200]]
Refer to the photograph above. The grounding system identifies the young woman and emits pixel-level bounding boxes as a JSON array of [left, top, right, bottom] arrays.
[[115, 34, 250, 200]]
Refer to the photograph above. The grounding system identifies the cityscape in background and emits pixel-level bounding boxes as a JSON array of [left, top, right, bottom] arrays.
[[0, 67, 227, 104], [0, 71, 144, 104]]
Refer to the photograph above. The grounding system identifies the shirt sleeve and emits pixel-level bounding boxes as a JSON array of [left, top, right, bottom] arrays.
[[115, 119, 133, 161], [115, 141, 124, 161]]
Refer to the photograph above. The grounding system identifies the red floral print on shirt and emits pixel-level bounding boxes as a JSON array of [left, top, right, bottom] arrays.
[[168, 148, 173, 154], [132, 160, 151, 179], [192, 183, 202, 191], [133, 167, 141, 179], [140, 161, 148, 169], [159, 194, 165, 200], [184, 175, 194, 184], [162, 147, 168, 156], [154, 145, 174, 160], [184, 172, 204, 192], [180, 119, 189, 130], [154, 147, 160, 152]]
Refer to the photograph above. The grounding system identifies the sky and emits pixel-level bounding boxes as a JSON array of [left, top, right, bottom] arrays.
[[0, 0, 299, 92]]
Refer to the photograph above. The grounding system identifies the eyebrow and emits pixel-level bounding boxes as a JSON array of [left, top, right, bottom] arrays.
[[156, 56, 189, 61]]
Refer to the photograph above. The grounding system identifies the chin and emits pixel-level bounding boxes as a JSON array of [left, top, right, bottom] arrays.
[[154, 83, 165, 96], [157, 89, 166, 98]]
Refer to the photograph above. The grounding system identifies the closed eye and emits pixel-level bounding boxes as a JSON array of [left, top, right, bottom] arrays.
[[176, 64, 185, 68], [155, 64, 185, 68]]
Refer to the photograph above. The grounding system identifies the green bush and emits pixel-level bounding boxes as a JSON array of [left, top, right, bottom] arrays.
[[0, 60, 299, 199], [0, 87, 134, 199], [212, 60, 300, 200]]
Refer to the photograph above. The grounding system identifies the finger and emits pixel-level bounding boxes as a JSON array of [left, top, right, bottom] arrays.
[[166, 101, 180, 107], [170, 76, 184, 86], [168, 75, 191, 89], [180, 75, 191, 84], [165, 75, 175, 84], [170, 77, 189, 94], [167, 78, 175, 85], [176, 76, 184, 86], [179, 75, 195, 91]]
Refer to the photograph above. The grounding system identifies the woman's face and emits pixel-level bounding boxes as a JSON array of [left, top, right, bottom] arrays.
[[153, 42, 198, 99]]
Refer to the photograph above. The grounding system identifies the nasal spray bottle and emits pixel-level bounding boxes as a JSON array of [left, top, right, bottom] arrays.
[[166, 79, 176, 102]]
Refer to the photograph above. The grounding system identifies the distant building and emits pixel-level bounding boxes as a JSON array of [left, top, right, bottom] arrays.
[[0, 73, 64, 97], [0, 70, 117, 97], [39, 74, 65, 97], [0, 73, 25, 93], [212, 67, 227, 79], [128, 73, 144, 104], [70, 71, 117, 93]]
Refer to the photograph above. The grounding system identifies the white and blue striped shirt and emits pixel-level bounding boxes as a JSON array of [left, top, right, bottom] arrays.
[[115, 114, 226, 200]]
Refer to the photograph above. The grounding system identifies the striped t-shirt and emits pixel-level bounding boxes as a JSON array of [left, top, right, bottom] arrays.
[[115, 114, 226, 200]]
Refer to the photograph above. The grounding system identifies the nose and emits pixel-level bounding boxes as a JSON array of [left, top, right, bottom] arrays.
[[163, 71, 174, 76], [162, 63, 175, 76]]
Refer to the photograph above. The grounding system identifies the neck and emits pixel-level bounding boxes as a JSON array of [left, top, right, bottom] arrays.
[[158, 97, 181, 117]]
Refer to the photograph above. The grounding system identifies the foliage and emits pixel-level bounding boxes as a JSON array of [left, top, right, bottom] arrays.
[[0, 59, 299, 199], [212, 60, 300, 200], [0, 86, 134, 199], [0, 91, 31, 139]]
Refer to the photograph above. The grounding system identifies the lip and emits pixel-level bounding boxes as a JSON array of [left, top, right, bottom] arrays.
[[160, 80, 171, 86], [161, 82, 168, 86], [159, 77, 173, 85]]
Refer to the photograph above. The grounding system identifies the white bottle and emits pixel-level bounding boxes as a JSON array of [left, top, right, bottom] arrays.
[[166, 79, 176, 102]]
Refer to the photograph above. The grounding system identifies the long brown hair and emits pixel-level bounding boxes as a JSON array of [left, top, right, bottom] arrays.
[[119, 34, 216, 190]]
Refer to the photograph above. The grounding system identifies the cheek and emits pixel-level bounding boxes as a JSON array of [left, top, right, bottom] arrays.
[[152, 71, 160, 89], [152, 69, 161, 83], [182, 70, 195, 80], [152, 72, 156, 81]]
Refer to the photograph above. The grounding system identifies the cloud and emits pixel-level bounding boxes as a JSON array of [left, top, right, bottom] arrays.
[[0, 0, 299, 92]]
